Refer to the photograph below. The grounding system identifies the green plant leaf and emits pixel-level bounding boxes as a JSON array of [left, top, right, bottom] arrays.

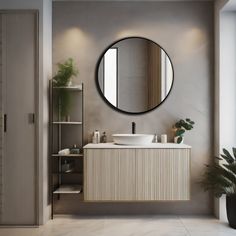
[[215, 164, 236, 184], [58, 89, 72, 118], [233, 147, 236, 160], [215, 156, 223, 161], [200, 149, 236, 197], [175, 129, 185, 136], [185, 124, 193, 130], [220, 154, 233, 164], [175, 122, 181, 128], [53, 58, 78, 87], [223, 163, 236, 175], [222, 148, 234, 163]]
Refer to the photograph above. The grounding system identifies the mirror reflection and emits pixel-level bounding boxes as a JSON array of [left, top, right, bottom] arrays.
[[97, 37, 174, 114]]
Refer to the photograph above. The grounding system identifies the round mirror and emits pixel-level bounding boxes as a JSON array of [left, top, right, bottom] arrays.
[[96, 37, 174, 114]]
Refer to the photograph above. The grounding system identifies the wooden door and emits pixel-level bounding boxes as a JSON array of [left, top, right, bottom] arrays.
[[1, 12, 37, 225], [84, 149, 136, 201]]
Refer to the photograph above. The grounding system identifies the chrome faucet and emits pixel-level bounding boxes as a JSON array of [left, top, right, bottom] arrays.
[[132, 122, 136, 134]]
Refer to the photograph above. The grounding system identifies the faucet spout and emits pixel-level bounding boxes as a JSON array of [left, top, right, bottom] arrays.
[[132, 122, 136, 134]]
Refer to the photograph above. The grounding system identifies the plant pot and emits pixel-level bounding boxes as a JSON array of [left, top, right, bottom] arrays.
[[174, 136, 184, 144], [226, 194, 236, 229]]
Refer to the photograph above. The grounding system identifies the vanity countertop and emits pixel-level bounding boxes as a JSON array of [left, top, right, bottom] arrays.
[[84, 142, 191, 149]]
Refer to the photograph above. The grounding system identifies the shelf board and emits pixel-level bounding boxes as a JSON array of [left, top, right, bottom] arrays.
[[52, 154, 83, 157], [53, 171, 83, 175], [53, 121, 82, 125], [53, 185, 82, 194], [53, 85, 82, 91]]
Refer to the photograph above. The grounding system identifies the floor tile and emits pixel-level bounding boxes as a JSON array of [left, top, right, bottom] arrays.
[[0, 215, 235, 236]]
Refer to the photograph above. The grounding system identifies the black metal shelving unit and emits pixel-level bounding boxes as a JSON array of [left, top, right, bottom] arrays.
[[49, 80, 84, 219]]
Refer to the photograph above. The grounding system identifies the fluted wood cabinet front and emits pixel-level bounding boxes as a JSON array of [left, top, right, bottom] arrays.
[[84, 148, 190, 201]]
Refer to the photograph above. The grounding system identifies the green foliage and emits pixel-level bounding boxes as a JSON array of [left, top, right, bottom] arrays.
[[173, 118, 195, 143], [53, 58, 78, 87], [52, 58, 78, 118], [58, 89, 72, 118], [200, 148, 236, 198]]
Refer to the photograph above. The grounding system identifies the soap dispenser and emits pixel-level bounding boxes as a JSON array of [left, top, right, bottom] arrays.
[[101, 132, 107, 143], [92, 130, 100, 144]]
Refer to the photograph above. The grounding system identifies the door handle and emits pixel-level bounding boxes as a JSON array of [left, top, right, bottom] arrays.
[[28, 113, 35, 124], [4, 114, 7, 132]]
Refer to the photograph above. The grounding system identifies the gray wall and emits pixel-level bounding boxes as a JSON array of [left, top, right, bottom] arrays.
[[53, 1, 214, 215]]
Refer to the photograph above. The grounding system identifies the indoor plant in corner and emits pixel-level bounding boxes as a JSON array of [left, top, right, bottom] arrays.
[[52, 58, 79, 121], [173, 118, 195, 144], [200, 148, 236, 229]]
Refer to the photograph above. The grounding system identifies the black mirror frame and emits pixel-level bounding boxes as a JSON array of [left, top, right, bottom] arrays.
[[95, 36, 174, 115]]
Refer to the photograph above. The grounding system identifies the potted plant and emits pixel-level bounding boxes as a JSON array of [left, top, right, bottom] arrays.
[[52, 58, 78, 87], [173, 118, 195, 143], [52, 58, 78, 120], [200, 148, 236, 229]]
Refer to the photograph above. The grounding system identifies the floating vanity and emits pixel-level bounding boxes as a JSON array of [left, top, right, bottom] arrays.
[[84, 143, 191, 202]]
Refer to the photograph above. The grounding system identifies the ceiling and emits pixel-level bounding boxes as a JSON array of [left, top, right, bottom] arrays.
[[53, 0, 236, 11], [53, 0, 215, 2]]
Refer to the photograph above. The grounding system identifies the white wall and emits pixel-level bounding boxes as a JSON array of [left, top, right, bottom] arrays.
[[218, 10, 236, 222], [0, 0, 52, 225], [219, 12, 236, 150], [214, 0, 236, 221]]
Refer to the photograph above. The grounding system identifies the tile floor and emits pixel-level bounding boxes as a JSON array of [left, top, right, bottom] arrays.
[[0, 215, 235, 236]]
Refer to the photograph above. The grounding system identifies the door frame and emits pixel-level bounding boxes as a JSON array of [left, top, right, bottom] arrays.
[[0, 10, 39, 226]]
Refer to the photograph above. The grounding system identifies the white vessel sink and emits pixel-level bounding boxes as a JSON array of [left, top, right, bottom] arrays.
[[112, 134, 154, 145]]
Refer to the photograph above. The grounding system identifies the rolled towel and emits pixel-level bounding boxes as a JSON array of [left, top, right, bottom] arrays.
[[58, 148, 70, 155]]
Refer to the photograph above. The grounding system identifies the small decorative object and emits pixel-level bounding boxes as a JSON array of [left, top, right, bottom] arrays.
[[52, 58, 79, 120], [61, 160, 75, 173], [161, 134, 167, 143], [58, 148, 70, 155], [101, 132, 107, 143], [173, 118, 195, 144], [153, 134, 158, 143], [70, 144, 80, 154], [92, 130, 100, 144], [65, 115, 70, 122], [200, 148, 236, 229]]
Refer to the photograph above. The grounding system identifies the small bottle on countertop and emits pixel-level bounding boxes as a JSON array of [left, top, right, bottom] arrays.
[[153, 134, 158, 143], [161, 134, 167, 143], [92, 130, 100, 144], [92, 135, 96, 144], [101, 132, 107, 143]]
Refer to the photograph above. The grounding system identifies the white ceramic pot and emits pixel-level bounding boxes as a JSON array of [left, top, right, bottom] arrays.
[[174, 136, 184, 144]]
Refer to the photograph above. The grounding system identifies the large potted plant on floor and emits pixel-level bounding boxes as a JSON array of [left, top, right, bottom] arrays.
[[201, 148, 236, 229]]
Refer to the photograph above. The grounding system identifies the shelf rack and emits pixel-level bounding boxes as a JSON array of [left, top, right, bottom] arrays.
[[52, 154, 83, 157], [53, 185, 82, 194], [52, 121, 82, 125], [49, 80, 84, 219]]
